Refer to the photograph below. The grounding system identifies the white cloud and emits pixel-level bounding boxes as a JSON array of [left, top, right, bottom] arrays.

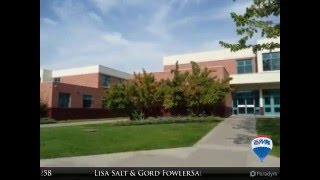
[[212, 0, 252, 20], [170, 0, 252, 28], [41, 18, 57, 26], [41, 0, 255, 73], [41, 0, 167, 73], [87, 12, 104, 25], [91, 0, 119, 14], [102, 32, 129, 46], [146, 4, 171, 40]]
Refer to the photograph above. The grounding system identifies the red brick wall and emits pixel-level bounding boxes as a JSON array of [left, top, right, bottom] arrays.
[[164, 57, 257, 75], [40, 83, 53, 107], [99, 74, 123, 87], [153, 66, 229, 82], [48, 108, 128, 120], [59, 73, 100, 88], [51, 83, 105, 108], [58, 73, 124, 88]]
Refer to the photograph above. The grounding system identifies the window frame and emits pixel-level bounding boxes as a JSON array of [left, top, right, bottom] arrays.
[[58, 92, 71, 108], [101, 75, 110, 87], [83, 94, 93, 108], [236, 59, 253, 74], [54, 77, 61, 83], [262, 52, 280, 71]]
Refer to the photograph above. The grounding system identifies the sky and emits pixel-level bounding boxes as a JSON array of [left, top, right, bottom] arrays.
[[40, 0, 267, 73]]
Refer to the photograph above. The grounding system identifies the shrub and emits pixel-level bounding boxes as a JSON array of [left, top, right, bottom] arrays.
[[40, 99, 48, 118], [110, 116, 223, 126]]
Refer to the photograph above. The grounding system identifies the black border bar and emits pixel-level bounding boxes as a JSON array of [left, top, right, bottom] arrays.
[[40, 167, 280, 178]]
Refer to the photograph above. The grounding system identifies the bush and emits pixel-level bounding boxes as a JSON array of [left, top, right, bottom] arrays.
[[40, 100, 48, 118], [111, 116, 223, 126]]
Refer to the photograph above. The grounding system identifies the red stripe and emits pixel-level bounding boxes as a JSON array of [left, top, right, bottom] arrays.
[[254, 135, 270, 139]]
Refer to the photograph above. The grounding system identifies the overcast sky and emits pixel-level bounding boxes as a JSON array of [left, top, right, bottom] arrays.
[[40, 0, 263, 73]]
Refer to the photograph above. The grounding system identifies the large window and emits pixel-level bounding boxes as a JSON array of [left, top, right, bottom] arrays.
[[263, 52, 280, 71], [101, 75, 110, 87], [58, 93, 71, 108], [83, 95, 93, 108], [237, 59, 253, 74]]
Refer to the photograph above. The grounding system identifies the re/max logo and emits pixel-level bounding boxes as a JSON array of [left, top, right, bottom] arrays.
[[254, 139, 270, 145]]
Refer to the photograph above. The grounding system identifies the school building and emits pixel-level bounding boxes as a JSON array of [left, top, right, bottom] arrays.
[[40, 37, 279, 119], [154, 37, 280, 116]]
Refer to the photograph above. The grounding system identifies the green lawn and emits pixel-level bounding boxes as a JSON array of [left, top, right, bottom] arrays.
[[40, 122, 219, 159], [256, 118, 280, 157]]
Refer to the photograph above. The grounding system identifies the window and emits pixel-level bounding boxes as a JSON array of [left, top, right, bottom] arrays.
[[58, 93, 71, 108], [263, 52, 280, 71], [54, 78, 60, 83], [83, 95, 93, 108], [237, 59, 253, 74], [101, 75, 110, 87]]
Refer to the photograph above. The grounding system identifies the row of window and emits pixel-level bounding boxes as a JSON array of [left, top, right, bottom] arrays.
[[236, 52, 280, 74], [58, 93, 93, 108], [51, 75, 124, 87]]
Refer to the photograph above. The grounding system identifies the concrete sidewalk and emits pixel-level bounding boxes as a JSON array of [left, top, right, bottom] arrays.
[[40, 118, 129, 128], [40, 116, 280, 167]]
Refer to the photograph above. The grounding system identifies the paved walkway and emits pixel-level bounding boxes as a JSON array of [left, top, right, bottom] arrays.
[[40, 118, 129, 128], [40, 116, 280, 167]]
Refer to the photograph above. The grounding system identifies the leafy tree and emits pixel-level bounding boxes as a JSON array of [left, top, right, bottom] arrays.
[[219, 0, 280, 53], [103, 70, 160, 120], [131, 70, 161, 118], [102, 83, 131, 110], [186, 62, 231, 116], [162, 62, 189, 115], [103, 62, 232, 118]]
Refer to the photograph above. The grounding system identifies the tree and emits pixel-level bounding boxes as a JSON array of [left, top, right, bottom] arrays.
[[131, 70, 161, 118], [219, 0, 280, 53], [103, 69, 161, 120], [103, 62, 232, 118], [185, 62, 231, 116], [161, 61, 189, 115]]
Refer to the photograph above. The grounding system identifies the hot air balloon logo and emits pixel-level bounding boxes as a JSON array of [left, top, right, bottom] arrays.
[[251, 135, 273, 165]]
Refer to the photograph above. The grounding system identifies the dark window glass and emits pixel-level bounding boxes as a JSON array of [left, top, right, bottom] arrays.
[[264, 97, 271, 105], [274, 107, 280, 113], [246, 98, 254, 105], [101, 75, 110, 87], [83, 95, 92, 108], [237, 59, 253, 74], [247, 108, 254, 114], [238, 98, 245, 105], [58, 93, 70, 108], [263, 52, 280, 71], [54, 78, 60, 83], [239, 108, 245, 114], [274, 97, 280, 105], [265, 107, 271, 113], [233, 109, 238, 115]]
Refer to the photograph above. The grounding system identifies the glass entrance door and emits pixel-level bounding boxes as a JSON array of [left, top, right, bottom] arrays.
[[263, 89, 280, 115], [237, 98, 255, 114], [233, 91, 259, 115]]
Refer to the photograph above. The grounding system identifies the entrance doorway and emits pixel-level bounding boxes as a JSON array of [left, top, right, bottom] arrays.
[[233, 91, 259, 115], [263, 89, 280, 115]]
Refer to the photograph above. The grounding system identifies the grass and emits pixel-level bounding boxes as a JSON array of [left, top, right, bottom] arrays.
[[256, 117, 280, 157], [40, 121, 219, 159]]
